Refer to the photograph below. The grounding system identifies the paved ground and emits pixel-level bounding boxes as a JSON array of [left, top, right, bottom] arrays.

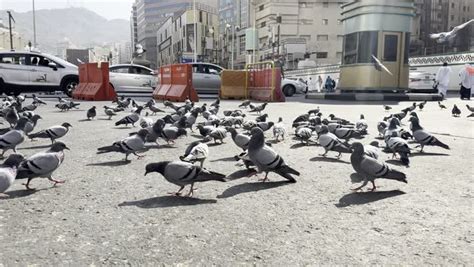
[[0, 96, 473, 265]]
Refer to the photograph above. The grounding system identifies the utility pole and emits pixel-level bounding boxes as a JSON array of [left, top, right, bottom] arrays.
[[193, 0, 197, 62], [7, 11, 15, 50], [32, 0, 37, 47], [276, 14, 281, 58]]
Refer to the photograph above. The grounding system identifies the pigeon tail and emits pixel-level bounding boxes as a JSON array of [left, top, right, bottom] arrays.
[[198, 170, 227, 182], [115, 118, 128, 126], [97, 145, 122, 153], [383, 169, 407, 183], [28, 131, 49, 139], [433, 139, 450, 150], [274, 165, 299, 183]]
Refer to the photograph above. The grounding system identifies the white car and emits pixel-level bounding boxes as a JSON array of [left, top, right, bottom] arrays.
[[0, 50, 79, 96], [409, 70, 436, 92], [109, 64, 157, 95], [281, 77, 307, 96]]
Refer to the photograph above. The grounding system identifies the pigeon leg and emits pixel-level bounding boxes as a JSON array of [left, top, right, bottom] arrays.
[[336, 152, 342, 159], [168, 186, 185, 196], [48, 177, 65, 186], [259, 172, 270, 182], [319, 150, 328, 157], [368, 181, 377, 192], [22, 178, 35, 190], [186, 183, 196, 197], [351, 179, 368, 191], [134, 152, 145, 159], [124, 154, 129, 161], [391, 152, 398, 159]]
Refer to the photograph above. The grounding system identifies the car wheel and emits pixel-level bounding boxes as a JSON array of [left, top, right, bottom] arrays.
[[283, 85, 296, 97], [62, 77, 79, 97]]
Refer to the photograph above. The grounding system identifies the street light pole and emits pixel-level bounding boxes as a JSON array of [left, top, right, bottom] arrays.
[[193, 0, 197, 63], [32, 0, 37, 48], [231, 25, 235, 69], [7, 11, 14, 50]]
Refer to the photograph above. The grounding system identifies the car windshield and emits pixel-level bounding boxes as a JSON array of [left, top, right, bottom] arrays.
[[45, 54, 78, 69]]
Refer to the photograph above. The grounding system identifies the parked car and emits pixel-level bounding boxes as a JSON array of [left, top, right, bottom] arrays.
[[156, 63, 306, 97], [409, 70, 436, 92], [109, 64, 157, 95], [0, 50, 79, 96]]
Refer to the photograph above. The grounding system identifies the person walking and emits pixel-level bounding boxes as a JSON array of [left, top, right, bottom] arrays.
[[435, 62, 452, 99], [459, 64, 472, 100], [317, 75, 323, 93]]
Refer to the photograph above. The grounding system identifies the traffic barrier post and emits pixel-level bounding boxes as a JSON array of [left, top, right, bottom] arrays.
[[219, 70, 247, 100], [245, 61, 285, 102], [72, 62, 117, 101]]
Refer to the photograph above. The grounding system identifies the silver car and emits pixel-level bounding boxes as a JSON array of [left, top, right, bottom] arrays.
[[109, 64, 156, 95]]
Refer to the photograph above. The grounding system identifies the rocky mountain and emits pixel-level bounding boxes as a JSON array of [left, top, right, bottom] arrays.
[[0, 7, 130, 53]]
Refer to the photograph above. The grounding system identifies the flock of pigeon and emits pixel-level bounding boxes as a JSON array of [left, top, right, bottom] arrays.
[[0, 94, 471, 198]]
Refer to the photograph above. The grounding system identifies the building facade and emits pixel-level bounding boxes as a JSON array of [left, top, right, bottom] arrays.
[[156, 4, 219, 67], [0, 24, 26, 51]]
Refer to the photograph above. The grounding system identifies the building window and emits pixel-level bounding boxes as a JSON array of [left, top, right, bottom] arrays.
[[451, 15, 454, 21], [316, 52, 328, 58], [317, 35, 329, 41], [404, 33, 410, 64], [463, 6, 466, 12], [451, 3, 454, 8], [259, 5, 264, 11], [322, 19, 328, 25], [261, 21, 266, 28], [323, 2, 329, 8], [199, 11, 203, 23], [383, 35, 398, 62]]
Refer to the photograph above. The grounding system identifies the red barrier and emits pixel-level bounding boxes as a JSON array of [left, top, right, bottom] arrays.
[[72, 62, 117, 101], [246, 62, 285, 102], [152, 64, 199, 102]]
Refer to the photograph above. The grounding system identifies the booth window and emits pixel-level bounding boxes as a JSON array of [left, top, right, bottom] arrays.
[[404, 33, 410, 64], [343, 31, 378, 65], [384, 35, 398, 61], [343, 32, 357, 64]]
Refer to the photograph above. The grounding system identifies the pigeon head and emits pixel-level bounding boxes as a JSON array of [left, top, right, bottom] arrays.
[[14, 118, 29, 130], [3, 153, 25, 168], [145, 161, 169, 176], [135, 106, 144, 114], [410, 112, 418, 119], [31, 114, 42, 122], [360, 114, 365, 119], [319, 125, 329, 134], [177, 128, 187, 137], [62, 122, 73, 128], [369, 141, 379, 147], [329, 114, 335, 119], [350, 142, 364, 154], [137, 129, 149, 139], [249, 127, 265, 149], [278, 117, 283, 123], [267, 122, 275, 128], [91, 106, 96, 109], [388, 118, 400, 129], [51, 141, 70, 152]]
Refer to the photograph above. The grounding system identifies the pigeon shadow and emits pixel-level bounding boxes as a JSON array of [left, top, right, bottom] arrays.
[[77, 119, 93, 122], [374, 136, 385, 140], [217, 181, 290, 199], [410, 152, 450, 157], [86, 160, 131, 167], [1, 189, 38, 199], [118, 196, 217, 208], [225, 168, 257, 181], [208, 142, 225, 147], [18, 144, 52, 150], [210, 156, 238, 162], [335, 190, 406, 208], [191, 134, 205, 139], [310, 156, 350, 164], [145, 144, 176, 149], [385, 159, 409, 167], [290, 142, 318, 149], [98, 118, 114, 121]]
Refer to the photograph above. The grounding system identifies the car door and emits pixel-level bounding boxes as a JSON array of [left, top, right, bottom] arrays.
[[0, 54, 29, 87], [109, 66, 133, 93], [129, 66, 155, 93], [191, 64, 206, 94], [206, 65, 223, 93], [28, 55, 61, 88]]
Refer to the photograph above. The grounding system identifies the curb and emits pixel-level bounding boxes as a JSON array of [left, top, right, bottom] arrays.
[[306, 93, 443, 101]]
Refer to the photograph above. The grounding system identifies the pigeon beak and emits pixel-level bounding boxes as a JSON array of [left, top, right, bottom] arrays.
[[64, 146, 71, 150], [144, 171, 149, 176]]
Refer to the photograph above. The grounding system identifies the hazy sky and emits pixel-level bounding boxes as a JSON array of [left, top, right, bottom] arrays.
[[0, 0, 135, 20]]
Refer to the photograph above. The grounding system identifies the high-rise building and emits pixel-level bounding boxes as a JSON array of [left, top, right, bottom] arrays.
[[130, 3, 138, 49], [132, 0, 218, 68]]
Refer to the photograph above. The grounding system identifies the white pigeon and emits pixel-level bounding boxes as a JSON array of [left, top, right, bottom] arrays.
[[16, 142, 69, 190], [97, 129, 149, 161], [180, 141, 209, 167], [430, 19, 474, 43], [0, 154, 25, 193], [372, 55, 393, 76]]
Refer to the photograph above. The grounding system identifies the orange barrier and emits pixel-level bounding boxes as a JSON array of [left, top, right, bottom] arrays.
[[72, 62, 117, 101], [152, 64, 199, 102], [246, 62, 285, 102], [219, 70, 247, 100]]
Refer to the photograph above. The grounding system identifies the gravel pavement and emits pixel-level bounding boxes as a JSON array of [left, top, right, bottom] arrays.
[[1, 96, 473, 265]]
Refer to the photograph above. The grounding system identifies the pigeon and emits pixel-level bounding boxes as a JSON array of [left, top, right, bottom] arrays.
[[115, 97, 132, 108], [242, 120, 257, 132], [372, 54, 393, 75], [250, 103, 268, 115], [28, 122, 72, 144], [334, 128, 362, 140], [385, 132, 411, 166], [144, 119, 165, 144], [247, 127, 299, 182], [466, 105, 474, 113], [239, 100, 251, 108], [317, 125, 352, 158], [227, 127, 250, 151], [104, 106, 117, 120], [139, 117, 154, 129], [383, 105, 392, 111], [402, 103, 417, 113], [196, 124, 215, 137], [257, 121, 274, 132], [377, 120, 388, 137], [32, 94, 46, 105], [0, 154, 25, 193], [295, 127, 313, 145], [438, 101, 447, 109], [293, 114, 310, 125], [307, 108, 320, 115], [430, 19, 474, 43], [5, 106, 19, 127], [409, 116, 449, 152], [104, 105, 124, 113], [179, 141, 209, 167], [355, 114, 368, 134], [23, 114, 42, 134], [22, 103, 38, 112], [255, 114, 268, 122], [115, 106, 143, 127], [160, 127, 187, 145], [97, 129, 148, 160], [0, 118, 28, 157], [55, 103, 71, 111], [147, 103, 165, 115], [452, 104, 461, 117], [418, 101, 427, 111], [210, 98, 220, 108], [350, 142, 407, 192], [273, 117, 286, 142], [204, 128, 227, 144], [87, 106, 97, 120], [364, 141, 380, 160], [16, 142, 70, 190], [144, 161, 226, 197]]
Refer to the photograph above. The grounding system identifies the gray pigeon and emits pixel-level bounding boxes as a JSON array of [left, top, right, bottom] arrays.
[[144, 119, 165, 144], [145, 161, 226, 197], [227, 127, 250, 151], [385, 132, 411, 166], [239, 100, 251, 108], [97, 129, 149, 161], [160, 126, 187, 145], [409, 116, 449, 152], [295, 127, 313, 145], [87, 106, 97, 120], [317, 125, 351, 158], [196, 124, 215, 137], [204, 128, 227, 144], [104, 106, 118, 120], [179, 141, 209, 167], [23, 114, 42, 134], [28, 122, 72, 144], [0, 118, 28, 157], [364, 141, 380, 160], [16, 142, 70, 190], [115, 106, 143, 127], [350, 142, 407, 191], [5, 105, 19, 127], [248, 127, 299, 182], [32, 94, 47, 105], [0, 154, 25, 193], [257, 121, 274, 132]]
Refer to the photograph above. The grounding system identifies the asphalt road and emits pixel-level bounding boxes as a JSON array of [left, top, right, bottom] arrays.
[[0, 96, 473, 265]]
